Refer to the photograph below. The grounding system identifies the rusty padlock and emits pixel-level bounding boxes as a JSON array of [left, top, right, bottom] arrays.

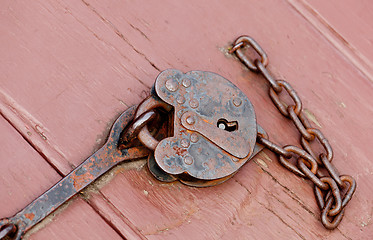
[[122, 69, 267, 187]]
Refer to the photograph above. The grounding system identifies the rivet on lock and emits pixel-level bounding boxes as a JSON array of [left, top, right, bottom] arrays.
[[129, 69, 267, 187]]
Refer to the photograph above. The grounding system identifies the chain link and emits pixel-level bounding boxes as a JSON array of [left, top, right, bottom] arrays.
[[119, 109, 158, 148], [0, 222, 17, 239], [231, 35, 356, 229]]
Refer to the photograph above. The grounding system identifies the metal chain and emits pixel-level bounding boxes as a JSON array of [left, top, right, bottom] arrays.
[[230, 35, 356, 230]]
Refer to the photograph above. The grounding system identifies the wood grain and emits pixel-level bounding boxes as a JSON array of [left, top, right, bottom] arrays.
[[0, 116, 123, 240], [0, 116, 60, 217], [0, 0, 372, 239], [288, 0, 373, 81], [27, 198, 123, 240]]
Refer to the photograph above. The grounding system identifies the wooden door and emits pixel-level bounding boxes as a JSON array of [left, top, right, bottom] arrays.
[[1, 0, 372, 239]]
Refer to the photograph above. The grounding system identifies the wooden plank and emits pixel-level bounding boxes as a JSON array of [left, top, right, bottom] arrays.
[[76, 0, 373, 238], [0, 0, 372, 239], [0, 116, 123, 239], [27, 198, 123, 240], [98, 160, 349, 239], [286, 0, 373, 81], [0, 0, 155, 174], [0, 116, 60, 217], [295, 0, 373, 62], [0, 0, 154, 238]]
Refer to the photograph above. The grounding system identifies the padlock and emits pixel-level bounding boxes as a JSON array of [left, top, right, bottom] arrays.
[[129, 69, 267, 187]]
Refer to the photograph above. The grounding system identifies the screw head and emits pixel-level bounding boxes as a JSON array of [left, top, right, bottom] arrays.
[[176, 95, 186, 104], [190, 133, 199, 143], [189, 99, 199, 109], [233, 97, 242, 107], [186, 116, 195, 125], [180, 138, 190, 148], [182, 78, 191, 88], [165, 79, 179, 92], [184, 155, 194, 165]]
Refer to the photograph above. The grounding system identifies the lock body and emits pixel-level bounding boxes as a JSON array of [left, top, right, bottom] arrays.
[[148, 69, 263, 183]]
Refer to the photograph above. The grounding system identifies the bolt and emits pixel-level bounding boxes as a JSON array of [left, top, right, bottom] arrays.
[[218, 123, 226, 130], [233, 97, 242, 107], [189, 99, 199, 109], [182, 78, 191, 88], [180, 139, 190, 148], [165, 79, 179, 92], [190, 133, 199, 143], [186, 116, 195, 125], [184, 155, 194, 165], [176, 95, 186, 104]]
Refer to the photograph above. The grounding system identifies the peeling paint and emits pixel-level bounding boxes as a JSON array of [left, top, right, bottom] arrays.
[[303, 109, 322, 128], [24, 213, 34, 221], [255, 158, 268, 169]]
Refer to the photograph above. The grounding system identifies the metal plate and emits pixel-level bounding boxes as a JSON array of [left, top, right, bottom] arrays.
[[153, 69, 257, 180], [148, 125, 267, 187]]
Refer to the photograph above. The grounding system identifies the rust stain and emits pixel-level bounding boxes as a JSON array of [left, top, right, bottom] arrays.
[[72, 171, 94, 190], [202, 119, 210, 123], [173, 145, 187, 156], [24, 213, 35, 221]]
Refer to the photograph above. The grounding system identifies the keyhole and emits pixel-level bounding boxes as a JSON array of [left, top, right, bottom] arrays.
[[217, 119, 238, 132]]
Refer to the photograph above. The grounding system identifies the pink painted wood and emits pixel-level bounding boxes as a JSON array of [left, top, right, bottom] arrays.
[[292, 0, 373, 80], [0, 0, 372, 239], [0, 116, 123, 239]]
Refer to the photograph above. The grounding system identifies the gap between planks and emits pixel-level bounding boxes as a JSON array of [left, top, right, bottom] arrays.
[[1, 1, 368, 239], [0, 1, 160, 237], [286, 0, 373, 83], [0, 89, 147, 240]]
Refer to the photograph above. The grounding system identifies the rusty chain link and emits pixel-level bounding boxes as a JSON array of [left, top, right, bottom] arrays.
[[230, 35, 356, 230], [0, 222, 17, 240], [119, 109, 158, 148]]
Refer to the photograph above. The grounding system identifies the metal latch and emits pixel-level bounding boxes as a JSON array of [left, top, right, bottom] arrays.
[[0, 69, 265, 239]]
